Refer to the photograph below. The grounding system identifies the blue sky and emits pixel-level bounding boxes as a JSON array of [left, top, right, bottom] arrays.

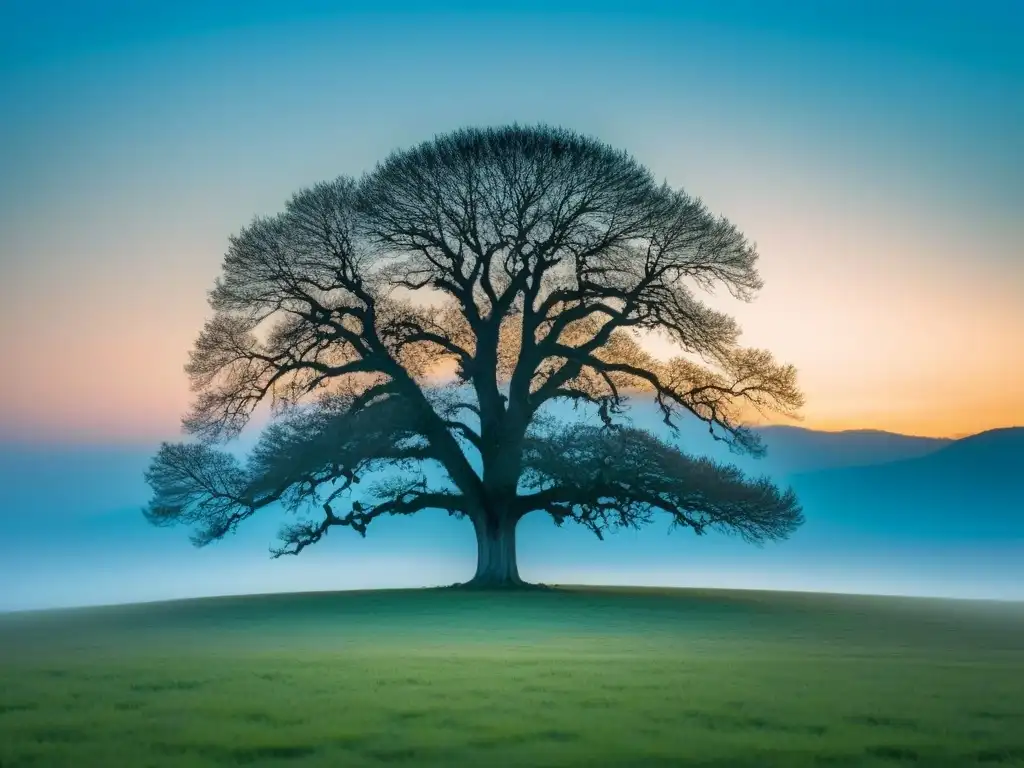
[[0, 1, 1021, 609], [2, 0, 1021, 439]]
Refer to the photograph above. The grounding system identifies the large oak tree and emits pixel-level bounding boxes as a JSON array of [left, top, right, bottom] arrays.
[[145, 125, 805, 587]]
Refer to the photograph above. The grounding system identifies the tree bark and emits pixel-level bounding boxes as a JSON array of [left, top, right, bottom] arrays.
[[466, 512, 525, 588]]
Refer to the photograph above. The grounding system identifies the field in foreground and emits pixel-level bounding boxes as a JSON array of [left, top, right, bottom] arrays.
[[1, 587, 1023, 767]]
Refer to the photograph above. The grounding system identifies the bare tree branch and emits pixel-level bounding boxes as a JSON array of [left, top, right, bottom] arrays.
[[519, 425, 803, 543]]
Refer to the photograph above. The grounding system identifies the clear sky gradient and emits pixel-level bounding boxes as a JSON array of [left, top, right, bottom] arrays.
[[2, 0, 1022, 443]]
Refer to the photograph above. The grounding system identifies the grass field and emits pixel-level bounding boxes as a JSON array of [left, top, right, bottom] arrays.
[[1, 586, 1023, 767]]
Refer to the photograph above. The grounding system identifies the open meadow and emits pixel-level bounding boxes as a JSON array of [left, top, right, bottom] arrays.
[[1, 586, 1023, 767]]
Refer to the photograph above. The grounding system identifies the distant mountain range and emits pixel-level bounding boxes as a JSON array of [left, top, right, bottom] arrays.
[[610, 400, 957, 477], [0, 422, 1019, 536], [788, 426, 1024, 541], [0, 423, 1020, 608], [740, 425, 953, 476], [0, 424, 1014, 517]]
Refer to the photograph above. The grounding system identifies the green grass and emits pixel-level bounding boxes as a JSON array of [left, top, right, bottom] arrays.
[[1, 586, 1023, 767]]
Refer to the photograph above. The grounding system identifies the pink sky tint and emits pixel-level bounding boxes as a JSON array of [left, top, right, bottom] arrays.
[[2, 131, 1022, 444], [2, 222, 1020, 444]]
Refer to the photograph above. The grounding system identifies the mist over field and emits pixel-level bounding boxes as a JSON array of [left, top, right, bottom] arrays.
[[3, 399, 1020, 611]]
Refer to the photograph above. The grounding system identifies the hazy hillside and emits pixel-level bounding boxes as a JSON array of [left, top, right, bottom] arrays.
[[753, 426, 951, 475], [1, 424, 1020, 609], [912, 427, 1024, 473], [612, 400, 953, 477], [0, 443, 153, 520], [0, 420, 955, 521], [790, 427, 1024, 541]]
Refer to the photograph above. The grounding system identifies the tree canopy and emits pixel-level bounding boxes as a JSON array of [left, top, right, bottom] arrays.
[[145, 125, 805, 586]]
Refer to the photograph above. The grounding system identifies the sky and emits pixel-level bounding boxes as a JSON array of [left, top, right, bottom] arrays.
[[0, 2, 1022, 609], [1, 0, 1022, 443]]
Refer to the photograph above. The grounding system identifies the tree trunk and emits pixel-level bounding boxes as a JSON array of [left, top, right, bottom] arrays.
[[467, 513, 525, 588]]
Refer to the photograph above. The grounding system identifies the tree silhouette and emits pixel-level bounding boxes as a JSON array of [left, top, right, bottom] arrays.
[[144, 125, 804, 587]]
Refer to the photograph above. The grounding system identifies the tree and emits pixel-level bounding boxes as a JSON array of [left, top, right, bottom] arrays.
[[144, 125, 805, 587]]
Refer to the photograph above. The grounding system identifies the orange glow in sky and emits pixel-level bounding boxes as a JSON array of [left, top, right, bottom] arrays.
[[1, 8, 1020, 444]]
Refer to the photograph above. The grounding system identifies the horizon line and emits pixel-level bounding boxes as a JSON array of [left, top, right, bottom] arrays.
[[3, 582, 1022, 616], [2, 422, 1021, 450]]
